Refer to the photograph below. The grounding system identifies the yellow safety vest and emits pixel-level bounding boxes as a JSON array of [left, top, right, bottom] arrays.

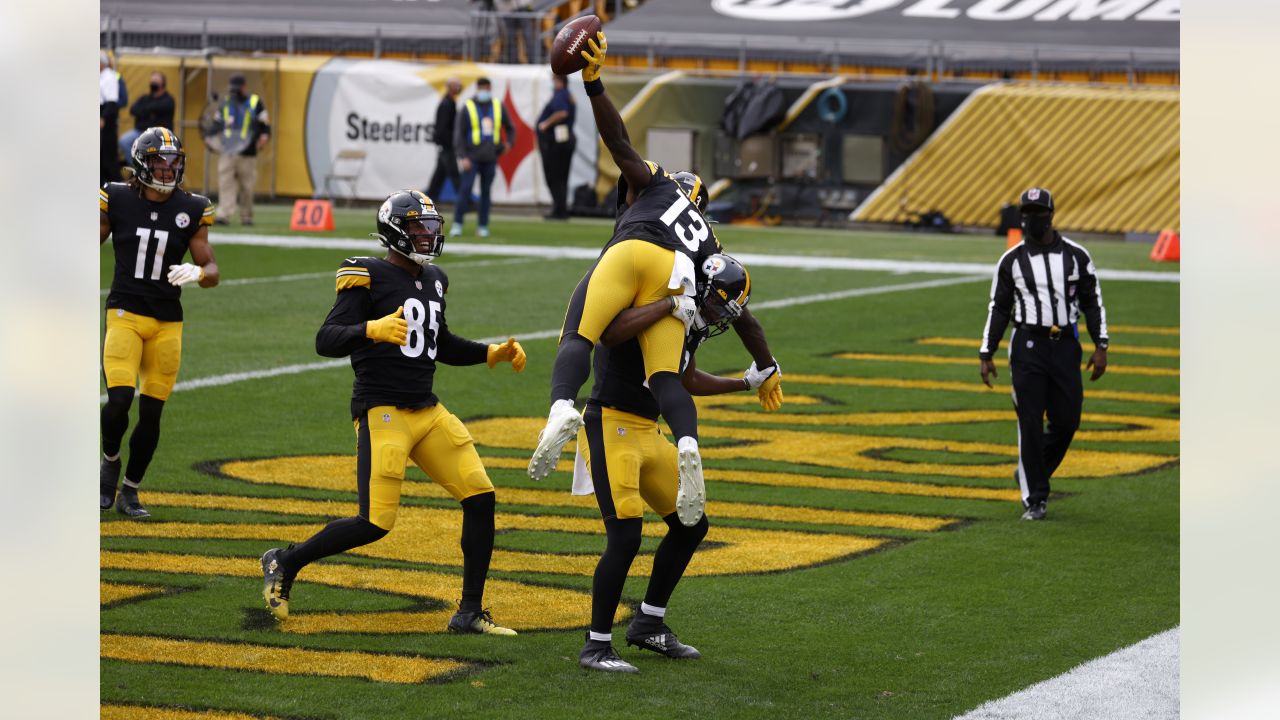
[[223, 94, 260, 138], [464, 98, 502, 146]]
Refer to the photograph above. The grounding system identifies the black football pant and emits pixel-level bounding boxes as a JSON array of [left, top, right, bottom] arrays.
[[1008, 327, 1083, 507], [538, 135, 575, 217], [425, 145, 459, 202]]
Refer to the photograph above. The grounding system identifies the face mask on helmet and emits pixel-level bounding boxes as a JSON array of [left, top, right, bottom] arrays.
[[375, 193, 445, 267], [696, 254, 750, 338], [131, 129, 185, 193]]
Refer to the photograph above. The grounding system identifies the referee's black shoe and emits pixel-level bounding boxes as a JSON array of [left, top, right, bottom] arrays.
[[580, 637, 639, 673], [1021, 501, 1047, 521], [625, 616, 701, 659]]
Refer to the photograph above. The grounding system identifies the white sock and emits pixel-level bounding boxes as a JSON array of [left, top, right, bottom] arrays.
[[103, 452, 120, 462], [122, 478, 140, 490], [639, 602, 666, 618], [589, 631, 612, 642]]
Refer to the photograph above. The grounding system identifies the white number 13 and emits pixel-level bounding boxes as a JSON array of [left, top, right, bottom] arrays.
[[659, 193, 709, 252]]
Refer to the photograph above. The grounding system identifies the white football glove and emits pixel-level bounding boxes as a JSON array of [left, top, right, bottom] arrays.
[[743, 359, 780, 389], [167, 263, 204, 287], [670, 295, 706, 334]]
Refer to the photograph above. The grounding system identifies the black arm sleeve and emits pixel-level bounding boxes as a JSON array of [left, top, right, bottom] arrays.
[[1074, 247, 1109, 345], [436, 310, 489, 366], [979, 256, 1016, 360], [316, 289, 373, 358]]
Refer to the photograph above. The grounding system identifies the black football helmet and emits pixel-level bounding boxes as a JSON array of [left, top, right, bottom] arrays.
[[374, 190, 445, 266], [696, 253, 750, 338], [131, 127, 185, 193], [672, 171, 708, 214]]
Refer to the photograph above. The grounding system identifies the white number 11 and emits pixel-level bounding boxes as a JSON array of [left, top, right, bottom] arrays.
[[134, 228, 170, 281]]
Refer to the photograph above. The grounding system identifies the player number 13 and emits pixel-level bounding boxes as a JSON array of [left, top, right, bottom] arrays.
[[659, 193, 708, 253], [401, 297, 441, 360]]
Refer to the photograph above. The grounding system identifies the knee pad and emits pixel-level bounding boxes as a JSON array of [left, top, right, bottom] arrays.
[[155, 336, 182, 375], [368, 506, 399, 532]]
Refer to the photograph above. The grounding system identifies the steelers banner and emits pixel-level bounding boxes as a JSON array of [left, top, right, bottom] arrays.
[[303, 60, 599, 204]]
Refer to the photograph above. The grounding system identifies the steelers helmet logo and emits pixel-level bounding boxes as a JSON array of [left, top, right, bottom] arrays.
[[377, 199, 392, 223], [702, 256, 726, 277], [175, 212, 191, 229]]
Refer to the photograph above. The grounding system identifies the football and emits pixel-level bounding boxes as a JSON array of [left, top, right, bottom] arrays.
[[550, 14, 602, 76]]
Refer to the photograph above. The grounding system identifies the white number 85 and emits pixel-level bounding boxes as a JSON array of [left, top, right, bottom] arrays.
[[400, 297, 441, 359]]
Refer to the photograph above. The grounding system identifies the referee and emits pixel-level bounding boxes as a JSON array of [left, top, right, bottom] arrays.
[[978, 188, 1109, 520]]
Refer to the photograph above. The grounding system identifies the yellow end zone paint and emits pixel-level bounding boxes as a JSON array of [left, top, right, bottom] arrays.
[[100, 549, 588, 635], [217, 457, 956, 530], [101, 498, 891, 580], [101, 581, 166, 605], [100, 634, 467, 684], [782, 373, 1179, 406], [102, 704, 283, 720], [916, 336, 1180, 359], [834, 352, 1179, 378], [464, 417, 1175, 480]]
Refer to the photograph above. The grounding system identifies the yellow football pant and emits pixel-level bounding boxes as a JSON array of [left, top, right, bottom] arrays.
[[578, 405, 679, 520], [102, 309, 183, 401], [562, 239, 687, 378], [357, 403, 494, 531]]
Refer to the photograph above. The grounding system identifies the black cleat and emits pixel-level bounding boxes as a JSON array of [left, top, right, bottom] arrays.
[[580, 639, 639, 673], [1021, 501, 1047, 521], [100, 458, 121, 510], [115, 486, 150, 519], [625, 618, 701, 659], [261, 548, 295, 621], [448, 608, 516, 635]]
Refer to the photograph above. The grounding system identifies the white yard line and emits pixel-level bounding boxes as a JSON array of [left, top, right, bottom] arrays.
[[209, 232, 1181, 283], [98, 275, 976, 403], [952, 627, 1179, 720]]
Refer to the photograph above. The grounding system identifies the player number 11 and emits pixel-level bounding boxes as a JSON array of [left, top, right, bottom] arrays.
[[133, 228, 170, 281]]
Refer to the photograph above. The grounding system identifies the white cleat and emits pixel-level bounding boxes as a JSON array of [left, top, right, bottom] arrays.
[[528, 399, 584, 480], [675, 436, 705, 527]]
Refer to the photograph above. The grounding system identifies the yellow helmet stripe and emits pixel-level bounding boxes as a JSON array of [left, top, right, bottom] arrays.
[[689, 176, 703, 208]]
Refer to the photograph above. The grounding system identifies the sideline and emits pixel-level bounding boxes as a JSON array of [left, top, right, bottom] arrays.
[[952, 628, 1179, 720]]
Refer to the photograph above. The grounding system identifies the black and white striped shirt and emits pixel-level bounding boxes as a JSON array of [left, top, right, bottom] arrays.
[[979, 233, 1108, 359]]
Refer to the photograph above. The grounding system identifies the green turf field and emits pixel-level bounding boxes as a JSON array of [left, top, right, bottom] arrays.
[[100, 206, 1179, 720]]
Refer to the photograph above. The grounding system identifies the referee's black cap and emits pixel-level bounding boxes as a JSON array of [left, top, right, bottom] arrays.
[[1019, 187, 1054, 212]]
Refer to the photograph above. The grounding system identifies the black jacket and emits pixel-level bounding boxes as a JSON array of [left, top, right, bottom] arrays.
[[433, 96, 456, 149], [130, 92, 176, 133]]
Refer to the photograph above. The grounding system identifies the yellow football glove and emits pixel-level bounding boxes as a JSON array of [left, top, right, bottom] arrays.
[[366, 306, 408, 346], [487, 337, 526, 372], [580, 31, 607, 82], [758, 371, 783, 412], [744, 360, 784, 412]]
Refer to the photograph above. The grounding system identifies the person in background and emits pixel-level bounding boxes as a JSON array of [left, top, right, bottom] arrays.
[[120, 72, 176, 162], [452, 77, 512, 239], [100, 52, 122, 184], [208, 73, 271, 226], [426, 78, 463, 205], [537, 74, 576, 221]]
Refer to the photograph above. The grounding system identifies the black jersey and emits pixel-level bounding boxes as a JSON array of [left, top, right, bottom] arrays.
[[100, 182, 214, 322], [587, 329, 708, 421], [315, 257, 489, 418], [608, 161, 722, 269]]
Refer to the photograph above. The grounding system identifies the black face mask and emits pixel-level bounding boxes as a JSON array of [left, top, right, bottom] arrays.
[[230, 89, 245, 100], [1021, 215, 1053, 243], [149, 82, 160, 93]]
